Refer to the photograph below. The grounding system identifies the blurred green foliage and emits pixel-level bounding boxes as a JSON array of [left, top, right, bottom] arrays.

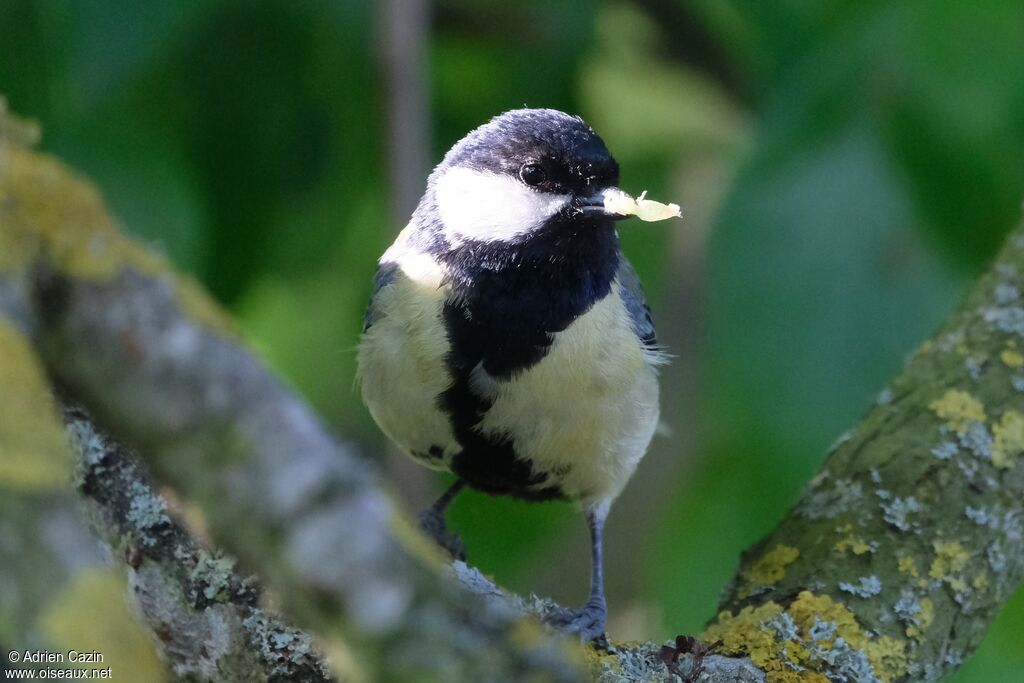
[[3, 1, 1023, 680]]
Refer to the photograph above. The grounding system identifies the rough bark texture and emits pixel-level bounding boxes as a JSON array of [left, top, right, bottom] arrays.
[[696, 232, 1024, 682], [64, 403, 332, 681], [2, 100, 1023, 682]]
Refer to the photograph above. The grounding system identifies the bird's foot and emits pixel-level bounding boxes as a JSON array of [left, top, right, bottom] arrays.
[[542, 599, 608, 643], [417, 508, 467, 561]]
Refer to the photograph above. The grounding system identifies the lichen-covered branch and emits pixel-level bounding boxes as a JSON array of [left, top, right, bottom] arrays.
[[1, 226, 165, 677], [690, 229, 1024, 682], [64, 403, 332, 681]]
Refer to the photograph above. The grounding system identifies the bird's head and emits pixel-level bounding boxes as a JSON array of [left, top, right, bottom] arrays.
[[414, 108, 628, 249]]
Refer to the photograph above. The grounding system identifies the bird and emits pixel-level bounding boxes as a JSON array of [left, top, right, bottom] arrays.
[[357, 108, 668, 641]]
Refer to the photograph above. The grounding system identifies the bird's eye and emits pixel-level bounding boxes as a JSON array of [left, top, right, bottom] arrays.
[[519, 163, 547, 187]]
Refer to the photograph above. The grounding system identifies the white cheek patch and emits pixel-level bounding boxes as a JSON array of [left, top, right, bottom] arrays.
[[434, 166, 571, 244]]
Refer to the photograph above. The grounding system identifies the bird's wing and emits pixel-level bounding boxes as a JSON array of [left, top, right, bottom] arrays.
[[616, 256, 658, 350], [362, 261, 400, 332]]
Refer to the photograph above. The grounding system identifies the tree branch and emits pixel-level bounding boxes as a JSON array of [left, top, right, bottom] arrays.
[[698, 228, 1024, 682], [64, 402, 332, 681]]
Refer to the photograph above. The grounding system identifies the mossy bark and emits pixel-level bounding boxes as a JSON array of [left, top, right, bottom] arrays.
[[696, 230, 1024, 682]]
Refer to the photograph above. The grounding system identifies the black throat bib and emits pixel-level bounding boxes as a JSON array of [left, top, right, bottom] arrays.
[[435, 214, 621, 499]]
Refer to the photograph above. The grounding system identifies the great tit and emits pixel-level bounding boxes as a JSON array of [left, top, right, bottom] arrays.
[[358, 108, 667, 641]]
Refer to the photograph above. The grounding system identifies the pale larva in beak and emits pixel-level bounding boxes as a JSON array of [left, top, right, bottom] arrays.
[[602, 188, 682, 222]]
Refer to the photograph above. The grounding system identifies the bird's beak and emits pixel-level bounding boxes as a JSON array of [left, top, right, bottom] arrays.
[[575, 187, 632, 221]]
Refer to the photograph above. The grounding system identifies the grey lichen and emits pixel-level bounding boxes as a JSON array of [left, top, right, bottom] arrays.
[[593, 642, 676, 683], [982, 305, 1024, 337], [811, 637, 879, 683], [800, 478, 864, 520], [995, 283, 1020, 304], [763, 612, 799, 641], [67, 418, 107, 472], [807, 616, 836, 642], [839, 576, 882, 598], [930, 441, 958, 460], [893, 590, 923, 627], [774, 616, 882, 683], [242, 610, 324, 680], [958, 421, 993, 459], [126, 479, 170, 539], [987, 542, 1007, 573], [878, 493, 921, 532], [1005, 510, 1023, 541], [190, 550, 237, 605], [965, 506, 1000, 529]]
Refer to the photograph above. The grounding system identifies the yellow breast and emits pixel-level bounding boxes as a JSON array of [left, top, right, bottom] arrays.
[[357, 251, 458, 468], [475, 283, 660, 502]]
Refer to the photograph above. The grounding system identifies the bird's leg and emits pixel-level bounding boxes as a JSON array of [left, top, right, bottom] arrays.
[[544, 498, 611, 642], [417, 478, 467, 561]]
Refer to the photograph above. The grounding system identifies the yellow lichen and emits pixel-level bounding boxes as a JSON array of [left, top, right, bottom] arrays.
[[583, 642, 623, 676], [864, 636, 910, 682], [929, 541, 970, 578], [739, 544, 800, 598], [0, 321, 71, 490], [788, 593, 907, 683], [928, 389, 986, 433], [702, 592, 907, 683], [929, 540, 970, 588], [786, 592, 862, 645], [897, 555, 920, 579], [1001, 348, 1024, 368], [991, 410, 1024, 469], [835, 532, 871, 556], [701, 602, 801, 680], [973, 573, 989, 591], [905, 598, 934, 640]]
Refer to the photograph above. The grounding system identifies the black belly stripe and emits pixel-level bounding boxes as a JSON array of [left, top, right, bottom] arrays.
[[436, 213, 621, 500]]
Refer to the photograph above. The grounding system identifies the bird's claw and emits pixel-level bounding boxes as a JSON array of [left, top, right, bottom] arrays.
[[542, 600, 608, 643], [417, 508, 467, 561]]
